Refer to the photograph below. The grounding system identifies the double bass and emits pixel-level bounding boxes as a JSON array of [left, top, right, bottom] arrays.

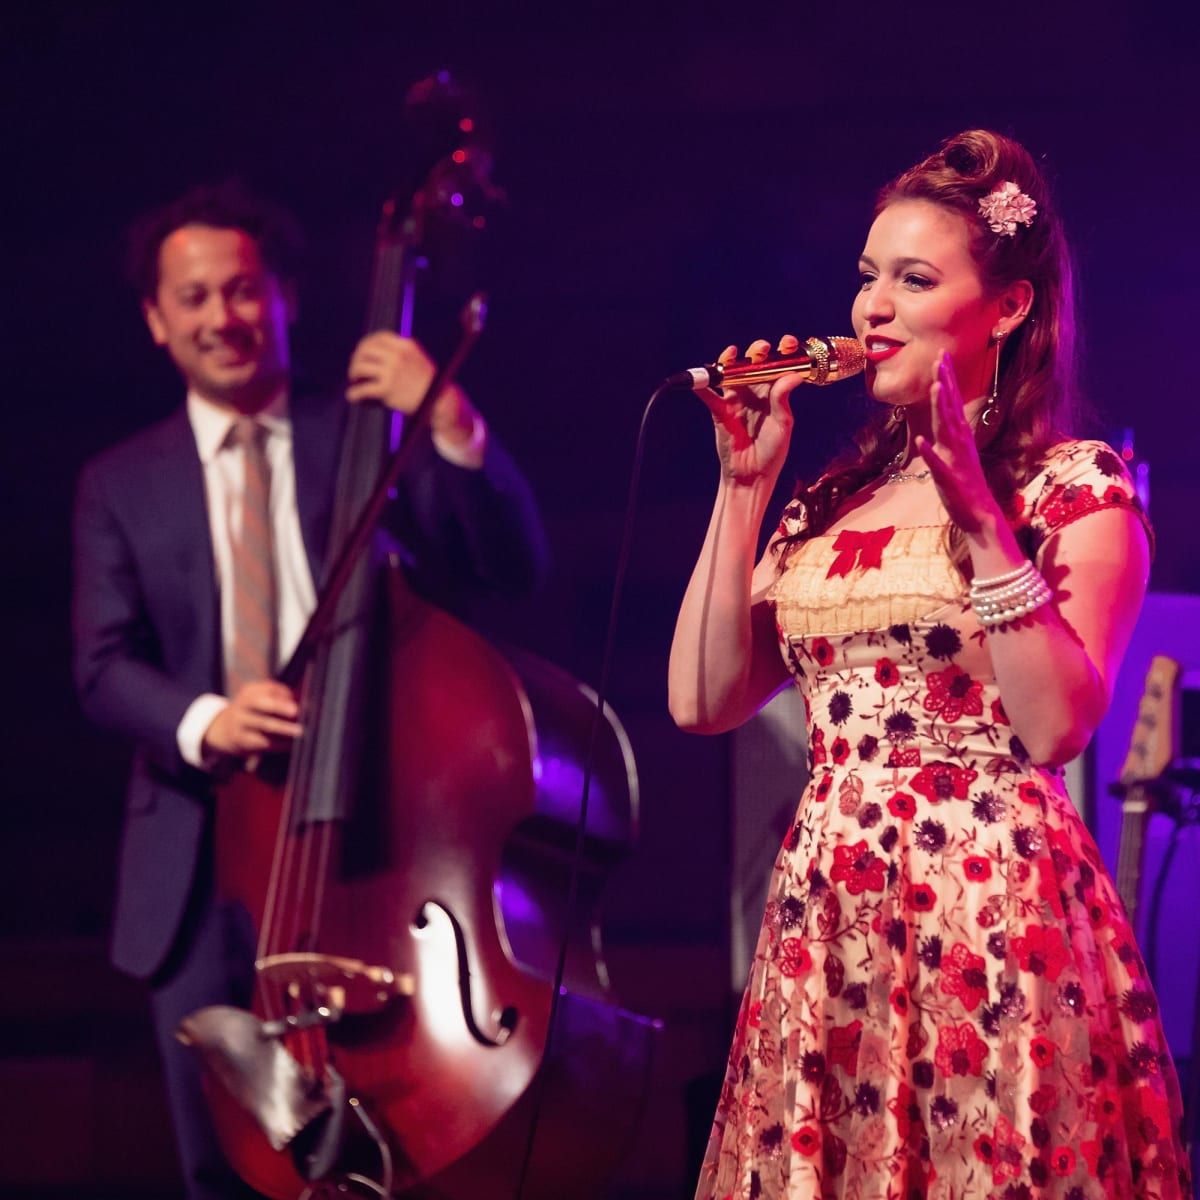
[[180, 74, 657, 1198]]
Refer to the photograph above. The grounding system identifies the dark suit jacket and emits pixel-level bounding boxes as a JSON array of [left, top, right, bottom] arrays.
[[72, 394, 546, 979]]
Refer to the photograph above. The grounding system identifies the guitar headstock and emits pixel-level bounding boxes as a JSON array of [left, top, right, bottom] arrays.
[[1118, 654, 1182, 786]]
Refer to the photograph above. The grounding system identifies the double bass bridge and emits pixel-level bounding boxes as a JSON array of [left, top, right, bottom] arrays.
[[257, 952, 415, 1027]]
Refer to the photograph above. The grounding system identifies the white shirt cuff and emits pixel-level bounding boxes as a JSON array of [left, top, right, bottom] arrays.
[[431, 412, 487, 470], [177, 693, 230, 770]]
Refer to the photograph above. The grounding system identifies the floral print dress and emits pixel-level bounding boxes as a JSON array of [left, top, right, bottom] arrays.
[[695, 441, 1191, 1200]]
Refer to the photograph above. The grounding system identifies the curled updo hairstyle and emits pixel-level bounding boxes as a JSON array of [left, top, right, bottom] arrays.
[[787, 129, 1078, 573]]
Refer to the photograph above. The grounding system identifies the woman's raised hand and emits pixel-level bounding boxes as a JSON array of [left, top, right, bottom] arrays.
[[913, 351, 1006, 535], [698, 334, 808, 485]]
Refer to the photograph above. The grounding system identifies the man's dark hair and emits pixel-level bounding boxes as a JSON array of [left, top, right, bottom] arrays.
[[125, 180, 305, 300]]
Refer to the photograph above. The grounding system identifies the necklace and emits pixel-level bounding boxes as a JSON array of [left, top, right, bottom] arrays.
[[884, 448, 930, 484]]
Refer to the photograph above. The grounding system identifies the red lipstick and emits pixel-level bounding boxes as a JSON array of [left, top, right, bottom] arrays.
[[864, 340, 903, 364]]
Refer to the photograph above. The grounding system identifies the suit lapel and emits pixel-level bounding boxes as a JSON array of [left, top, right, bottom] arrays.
[[151, 409, 221, 688]]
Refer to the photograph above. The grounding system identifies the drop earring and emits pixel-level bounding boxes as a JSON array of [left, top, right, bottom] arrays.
[[981, 329, 1006, 427]]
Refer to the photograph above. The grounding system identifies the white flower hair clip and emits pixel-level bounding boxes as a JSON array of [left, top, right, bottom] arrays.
[[977, 181, 1037, 236]]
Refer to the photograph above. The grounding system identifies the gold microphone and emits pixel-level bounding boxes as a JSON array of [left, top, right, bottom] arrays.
[[666, 335, 865, 391]]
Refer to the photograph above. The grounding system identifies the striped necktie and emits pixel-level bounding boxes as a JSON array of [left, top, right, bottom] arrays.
[[225, 416, 277, 696]]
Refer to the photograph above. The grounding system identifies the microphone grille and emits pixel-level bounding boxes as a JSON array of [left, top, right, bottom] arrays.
[[826, 336, 866, 380]]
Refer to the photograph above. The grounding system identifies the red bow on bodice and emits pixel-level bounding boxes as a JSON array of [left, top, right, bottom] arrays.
[[826, 526, 896, 579]]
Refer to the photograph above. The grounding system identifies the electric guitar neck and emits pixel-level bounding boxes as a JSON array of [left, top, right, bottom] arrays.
[[1114, 654, 1181, 929]]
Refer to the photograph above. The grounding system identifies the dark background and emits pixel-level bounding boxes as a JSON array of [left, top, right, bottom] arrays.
[[2, 2, 1198, 1196]]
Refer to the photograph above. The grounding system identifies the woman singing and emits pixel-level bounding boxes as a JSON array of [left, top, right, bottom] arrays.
[[670, 129, 1190, 1199]]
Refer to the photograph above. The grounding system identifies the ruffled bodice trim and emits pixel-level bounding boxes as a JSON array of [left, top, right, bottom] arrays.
[[769, 524, 962, 637]]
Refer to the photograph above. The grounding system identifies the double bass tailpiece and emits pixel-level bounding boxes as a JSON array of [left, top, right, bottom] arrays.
[[177, 953, 413, 1153]]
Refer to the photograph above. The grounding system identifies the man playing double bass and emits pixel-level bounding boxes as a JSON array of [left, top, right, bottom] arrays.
[[71, 183, 548, 1199]]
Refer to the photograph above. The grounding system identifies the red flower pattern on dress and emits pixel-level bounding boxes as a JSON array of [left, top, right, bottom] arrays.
[[1030, 1035, 1056, 1067], [922, 665, 984, 723], [1011, 923, 1070, 981], [888, 1082, 916, 1140], [934, 1022, 988, 1076], [1041, 481, 1102, 528], [811, 637, 834, 667], [972, 1132, 995, 1167], [1029, 1082, 1058, 1114], [696, 439, 1188, 1200], [827, 1020, 863, 1076], [1110, 931, 1144, 978], [909, 761, 978, 802], [790, 1125, 820, 1156], [1018, 780, 1045, 805], [939, 941, 989, 1012], [1036, 857, 1066, 918], [810, 726, 827, 765], [1133, 1082, 1171, 1128], [963, 855, 992, 882], [778, 938, 812, 978], [830, 840, 886, 895], [1092, 1084, 1122, 1128], [990, 1114, 1026, 1184], [1047, 826, 1075, 859]]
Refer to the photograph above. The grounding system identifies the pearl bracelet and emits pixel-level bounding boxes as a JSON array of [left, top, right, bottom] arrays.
[[970, 562, 1033, 589], [969, 559, 1053, 627]]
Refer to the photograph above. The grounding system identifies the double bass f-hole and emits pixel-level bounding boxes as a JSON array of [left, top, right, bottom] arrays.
[[412, 900, 520, 1047]]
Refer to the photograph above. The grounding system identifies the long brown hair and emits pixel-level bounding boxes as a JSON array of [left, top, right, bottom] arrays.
[[785, 129, 1078, 574]]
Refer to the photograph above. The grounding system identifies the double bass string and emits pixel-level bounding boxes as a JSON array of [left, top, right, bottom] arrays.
[[257, 193, 481, 1088], [255, 655, 319, 1025], [270, 648, 335, 1074], [303, 235, 414, 954], [270, 280, 407, 1071], [303, 239, 408, 954], [257, 236, 410, 1040], [301, 237, 408, 954]]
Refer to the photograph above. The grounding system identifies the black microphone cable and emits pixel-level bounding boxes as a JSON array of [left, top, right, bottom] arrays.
[[512, 378, 676, 1199], [510, 338, 862, 1194]]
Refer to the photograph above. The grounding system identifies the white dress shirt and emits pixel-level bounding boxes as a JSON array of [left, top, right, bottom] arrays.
[[175, 390, 487, 769], [175, 390, 316, 766]]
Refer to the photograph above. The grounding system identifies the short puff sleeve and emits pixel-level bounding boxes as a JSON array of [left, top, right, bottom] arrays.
[[1014, 439, 1153, 562]]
